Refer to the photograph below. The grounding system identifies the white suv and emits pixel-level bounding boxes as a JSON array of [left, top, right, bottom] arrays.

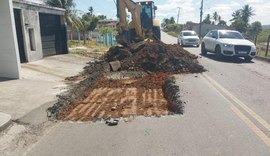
[[201, 30, 256, 61], [178, 30, 200, 47]]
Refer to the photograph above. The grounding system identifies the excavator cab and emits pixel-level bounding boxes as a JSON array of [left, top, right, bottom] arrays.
[[139, 1, 155, 30]]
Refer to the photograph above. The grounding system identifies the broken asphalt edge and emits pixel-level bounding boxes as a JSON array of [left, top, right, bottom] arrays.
[[0, 112, 12, 132], [163, 76, 184, 114]]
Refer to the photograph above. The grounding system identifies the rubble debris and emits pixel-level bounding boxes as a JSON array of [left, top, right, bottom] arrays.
[[109, 61, 121, 71], [105, 40, 205, 73], [105, 118, 119, 126]]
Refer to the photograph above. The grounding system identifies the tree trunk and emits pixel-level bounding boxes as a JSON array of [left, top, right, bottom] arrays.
[[83, 31, 86, 45]]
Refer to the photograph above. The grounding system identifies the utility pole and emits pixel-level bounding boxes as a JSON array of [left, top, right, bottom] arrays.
[[199, 0, 203, 38], [177, 7, 181, 24]]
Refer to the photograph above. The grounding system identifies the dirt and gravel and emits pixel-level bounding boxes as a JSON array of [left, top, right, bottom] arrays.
[[105, 40, 204, 73], [48, 41, 205, 121]]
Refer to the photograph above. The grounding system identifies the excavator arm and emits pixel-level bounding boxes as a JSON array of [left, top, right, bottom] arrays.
[[117, 0, 143, 38]]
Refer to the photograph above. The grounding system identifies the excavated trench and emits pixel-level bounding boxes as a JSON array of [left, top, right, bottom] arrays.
[[48, 41, 204, 121]]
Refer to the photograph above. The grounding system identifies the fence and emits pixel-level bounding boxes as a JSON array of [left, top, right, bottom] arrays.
[[96, 33, 116, 47], [257, 34, 270, 57]]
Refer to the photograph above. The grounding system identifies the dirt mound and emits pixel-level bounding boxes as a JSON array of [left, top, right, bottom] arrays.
[[105, 40, 205, 73]]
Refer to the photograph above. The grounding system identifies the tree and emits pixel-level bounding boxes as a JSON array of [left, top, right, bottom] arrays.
[[169, 17, 176, 24], [230, 5, 255, 33], [247, 21, 262, 44], [46, 0, 77, 28], [213, 11, 218, 25], [202, 14, 211, 24], [241, 4, 255, 24], [88, 6, 94, 17], [97, 15, 107, 20], [77, 8, 100, 44], [161, 17, 176, 30]]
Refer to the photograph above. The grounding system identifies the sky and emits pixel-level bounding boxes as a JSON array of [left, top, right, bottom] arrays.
[[74, 0, 270, 25]]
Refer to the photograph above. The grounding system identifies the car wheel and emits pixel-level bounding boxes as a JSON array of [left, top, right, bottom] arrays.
[[201, 43, 207, 55], [244, 56, 253, 62], [215, 45, 223, 59]]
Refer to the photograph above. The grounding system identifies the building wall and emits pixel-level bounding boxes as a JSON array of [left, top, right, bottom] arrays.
[[21, 9, 43, 61], [13, 0, 66, 62], [0, 0, 21, 79], [193, 24, 229, 37]]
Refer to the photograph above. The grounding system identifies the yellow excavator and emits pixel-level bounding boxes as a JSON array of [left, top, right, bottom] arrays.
[[116, 0, 161, 45]]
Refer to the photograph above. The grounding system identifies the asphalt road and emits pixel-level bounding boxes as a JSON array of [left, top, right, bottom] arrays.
[[24, 32, 270, 156]]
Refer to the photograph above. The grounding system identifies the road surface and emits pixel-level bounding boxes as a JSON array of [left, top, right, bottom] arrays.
[[23, 32, 270, 156]]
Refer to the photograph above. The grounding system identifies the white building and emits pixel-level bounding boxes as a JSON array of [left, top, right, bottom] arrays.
[[0, 0, 68, 79]]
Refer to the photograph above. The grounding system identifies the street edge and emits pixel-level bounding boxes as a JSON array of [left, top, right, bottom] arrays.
[[0, 112, 12, 132], [255, 56, 270, 63]]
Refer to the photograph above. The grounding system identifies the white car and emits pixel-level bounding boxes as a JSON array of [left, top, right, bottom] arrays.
[[201, 30, 256, 61], [178, 30, 200, 47]]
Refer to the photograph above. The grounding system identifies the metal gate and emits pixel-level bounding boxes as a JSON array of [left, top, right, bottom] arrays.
[[39, 13, 64, 57], [14, 9, 26, 63]]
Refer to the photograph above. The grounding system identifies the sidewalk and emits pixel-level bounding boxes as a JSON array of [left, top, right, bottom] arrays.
[[0, 54, 90, 130]]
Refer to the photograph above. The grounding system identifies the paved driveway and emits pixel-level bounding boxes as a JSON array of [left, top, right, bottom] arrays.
[[0, 54, 91, 120]]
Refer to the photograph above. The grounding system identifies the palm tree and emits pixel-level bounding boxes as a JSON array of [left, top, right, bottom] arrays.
[[212, 11, 218, 25], [46, 0, 77, 28], [230, 10, 241, 22], [202, 14, 211, 24], [241, 4, 255, 23], [218, 15, 221, 23]]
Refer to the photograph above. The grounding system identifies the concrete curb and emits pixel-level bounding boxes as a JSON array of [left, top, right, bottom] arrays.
[[255, 56, 270, 63], [0, 112, 12, 132]]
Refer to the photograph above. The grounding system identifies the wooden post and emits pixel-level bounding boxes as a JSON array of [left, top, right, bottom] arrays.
[[254, 35, 257, 46], [265, 35, 270, 57]]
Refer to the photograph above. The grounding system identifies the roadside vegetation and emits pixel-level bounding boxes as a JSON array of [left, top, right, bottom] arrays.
[[161, 17, 184, 37]]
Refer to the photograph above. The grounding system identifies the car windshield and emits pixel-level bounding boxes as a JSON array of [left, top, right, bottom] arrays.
[[219, 31, 244, 39], [183, 32, 197, 36]]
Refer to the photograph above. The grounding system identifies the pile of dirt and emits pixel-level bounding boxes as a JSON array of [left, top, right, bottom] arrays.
[[105, 40, 205, 73]]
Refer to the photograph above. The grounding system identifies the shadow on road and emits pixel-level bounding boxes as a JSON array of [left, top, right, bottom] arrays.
[[200, 53, 254, 64]]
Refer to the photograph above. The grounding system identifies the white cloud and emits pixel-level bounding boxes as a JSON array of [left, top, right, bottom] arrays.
[[156, 0, 200, 23]]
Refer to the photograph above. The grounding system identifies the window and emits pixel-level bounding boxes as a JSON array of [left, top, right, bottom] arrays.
[[206, 31, 213, 37], [28, 28, 36, 51], [183, 31, 197, 36], [212, 31, 218, 38], [219, 31, 244, 39]]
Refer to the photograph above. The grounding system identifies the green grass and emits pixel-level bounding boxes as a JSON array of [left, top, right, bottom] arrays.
[[68, 39, 109, 52], [166, 31, 178, 38]]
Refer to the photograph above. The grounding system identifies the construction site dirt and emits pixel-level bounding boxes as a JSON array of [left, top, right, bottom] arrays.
[[49, 41, 205, 122], [60, 73, 169, 121]]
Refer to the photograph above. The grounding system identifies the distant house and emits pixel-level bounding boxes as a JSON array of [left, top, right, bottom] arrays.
[[98, 20, 118, 29], [0, 0, 68, 79]]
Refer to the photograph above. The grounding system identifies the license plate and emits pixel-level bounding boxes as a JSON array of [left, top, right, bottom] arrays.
[[238, 51, 247, 54]]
